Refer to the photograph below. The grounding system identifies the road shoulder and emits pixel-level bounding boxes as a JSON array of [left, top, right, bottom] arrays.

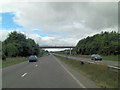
[[53, 55, 100, 88]]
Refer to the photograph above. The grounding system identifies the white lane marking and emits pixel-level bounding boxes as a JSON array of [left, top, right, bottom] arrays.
[[35, 64, 38, 67], [53, 56, 86, 88], [21, 73, 27, 77]]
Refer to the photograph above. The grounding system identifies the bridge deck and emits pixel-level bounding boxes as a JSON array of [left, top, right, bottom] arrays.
[[39, 46, 76, 48]]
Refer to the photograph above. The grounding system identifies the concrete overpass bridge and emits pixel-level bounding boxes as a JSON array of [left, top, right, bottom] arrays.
[[39, 46, 76, 55], [39, 46, 76, 48]]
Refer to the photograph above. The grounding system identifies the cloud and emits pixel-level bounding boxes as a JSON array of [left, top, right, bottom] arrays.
[[0, 29, 25, 41], [25, 32, 77, 46], [0, 30, 11, 41], [13, 2, 117, 30], [1, 2, 118, 48], [0, 29, 77, 50]]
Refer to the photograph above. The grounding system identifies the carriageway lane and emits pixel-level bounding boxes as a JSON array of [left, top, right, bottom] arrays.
[[3, 55, 99, 88], [53, 54, 119, 67]]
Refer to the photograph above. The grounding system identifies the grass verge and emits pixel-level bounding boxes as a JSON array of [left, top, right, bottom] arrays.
[[2, 57, 28, 68], [55, 55, 118, 88]]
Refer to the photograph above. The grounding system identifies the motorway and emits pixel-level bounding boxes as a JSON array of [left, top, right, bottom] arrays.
[[53, 54, 119, 68], [2, 55, 99, 88]]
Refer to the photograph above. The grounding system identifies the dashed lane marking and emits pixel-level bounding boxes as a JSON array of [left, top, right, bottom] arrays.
[[35, 65, 38, 67], [21, 73, 27, 77]]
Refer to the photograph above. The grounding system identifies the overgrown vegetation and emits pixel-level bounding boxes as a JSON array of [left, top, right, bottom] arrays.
[[55, 55, 118, 88], [2, 31, 42, 60]]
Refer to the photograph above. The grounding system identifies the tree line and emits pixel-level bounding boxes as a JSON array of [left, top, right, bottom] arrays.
[[2, 31, 42, 60], [53, 31, 119, 56], [75, 31, 119, 55]]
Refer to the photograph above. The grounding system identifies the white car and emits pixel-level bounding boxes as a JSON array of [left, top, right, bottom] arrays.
[[91, 54, 102, 60]]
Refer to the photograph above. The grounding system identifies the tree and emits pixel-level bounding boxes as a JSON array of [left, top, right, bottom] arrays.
[[75, 31, 119, 56], [2, 31, 41, 58], [4, 31, 26, 44], [6, 43, 18, 57]]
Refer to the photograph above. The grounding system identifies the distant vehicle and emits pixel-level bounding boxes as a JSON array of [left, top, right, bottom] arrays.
[[91, 54, 102, 60], [46, 53, 50, 55], [48, 53, 50, 55], [29, 55, 37, 62]]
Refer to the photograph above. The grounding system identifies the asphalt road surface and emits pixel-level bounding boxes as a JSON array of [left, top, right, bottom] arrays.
[[2, 55, 99, 88], [53, 54, 119, 67]]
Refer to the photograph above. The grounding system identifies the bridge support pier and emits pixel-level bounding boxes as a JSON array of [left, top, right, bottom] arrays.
[[70, 48, 71, 55]]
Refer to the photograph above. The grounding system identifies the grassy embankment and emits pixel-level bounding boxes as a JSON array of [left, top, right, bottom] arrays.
[[55, 55, 118, 88], [2, 57, 28, 68]]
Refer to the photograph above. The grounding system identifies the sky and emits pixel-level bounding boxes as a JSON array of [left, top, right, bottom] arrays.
[[0, 0, 118, 51]]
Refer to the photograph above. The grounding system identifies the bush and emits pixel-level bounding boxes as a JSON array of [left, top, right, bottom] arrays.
[[2, 53, 6, 60]]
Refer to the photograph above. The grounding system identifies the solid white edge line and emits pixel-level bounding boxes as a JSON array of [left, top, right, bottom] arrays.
[[21, 73, 27, 77], [53, 56, 86, 88]]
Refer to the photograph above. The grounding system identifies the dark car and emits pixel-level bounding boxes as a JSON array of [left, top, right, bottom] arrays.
[[91, 54, 102, 60], [29, 55, 37, 62]]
